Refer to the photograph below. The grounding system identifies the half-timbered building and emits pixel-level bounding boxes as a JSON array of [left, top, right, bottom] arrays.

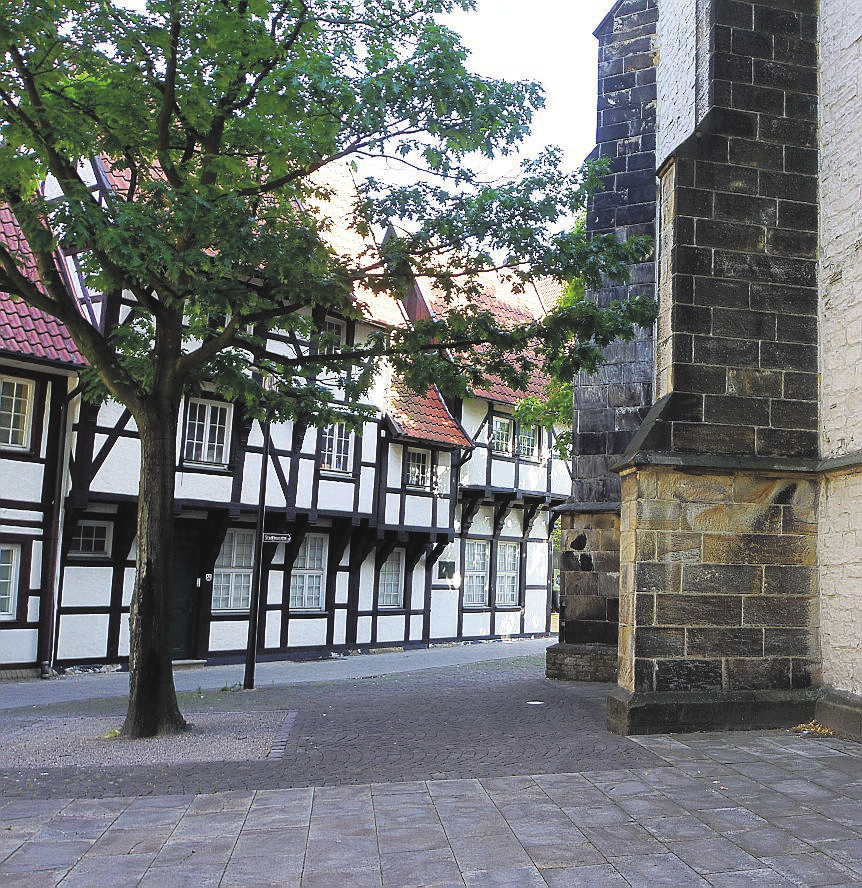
[[0, 175, 566, 673]]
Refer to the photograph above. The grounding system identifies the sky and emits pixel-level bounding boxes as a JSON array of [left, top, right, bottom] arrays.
[[442, 0, 614, 173]]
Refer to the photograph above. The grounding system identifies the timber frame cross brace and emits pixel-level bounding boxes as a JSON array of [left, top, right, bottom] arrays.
[[460, 491, 484, 533]]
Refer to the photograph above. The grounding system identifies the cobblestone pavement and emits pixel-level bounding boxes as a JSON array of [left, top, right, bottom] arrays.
[[2, 644, 862, 886]]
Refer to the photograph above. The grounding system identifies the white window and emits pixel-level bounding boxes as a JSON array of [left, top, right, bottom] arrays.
[[184, 399, 231, 465], [495, 542, 519, 605], [406, 449, 430, 488], [212, 529, 254, 611], [321, 422, 351, 472], [0, 377, 34, 450], [290, 534, 327, 610], [323, 320, 344, 354], [378, 550, 404, 608], [463, 540, 489, 606], [490, 416, 512, 454], [0, 544, 20, 619], [518, 425, 538, 460], [69, 521, 112, 557]]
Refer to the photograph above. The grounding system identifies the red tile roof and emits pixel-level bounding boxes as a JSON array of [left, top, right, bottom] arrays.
[[388, 378, 472, 449], [0, 206, 85, 367], [418, 273, 559, 406]]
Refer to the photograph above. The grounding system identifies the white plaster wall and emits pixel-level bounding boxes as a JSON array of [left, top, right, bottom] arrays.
[[29, 540, 43, 589], [376, 615, 404, 643], [335, 571, 349, 605], [462, 611, 490, 637], [296, 461, 315, 508], [357, 615, 372, 644], [358, 558, 375, 611], [27, 597, 39, 623], [524, 588, 548, 634], [410, 614, 423, 640], [334, 608, 347, 644], [61, 566, 112, 608], [430, 589, 457, 638], [495, 611, 521, 636], [358, 466, 375, 513], [526, 541, 549, 585], [385, 492, 400, 524], [265, 611, 281, 648], [118, 615, 130, 657], [405, 496, 432, 527], [267, 571, 283, 605], [209, 620, 247, 651], [122, 568, 135, 606], [1, 628, 37, 664], [656, 0, 697, 168], [551, 458, 570, 495], [490, 460, 516, 490], [287, 618, 327, 647], [57, 613, 109, 659], [0, 462, 42, 502], [175, 470, 233, 503], [818, 0, 862, 700], [317, 478, 354, 511]]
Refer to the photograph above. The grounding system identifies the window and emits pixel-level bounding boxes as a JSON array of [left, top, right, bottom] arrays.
[[323, 320, 344, 354], [463, 540, 489, 606], [184, 399, 231, 465], [212, 529, 254, 611], [518, 425, 538, 460], [490, 416, 512, 454], [495, 542, 519, 605], [321, 422, 351, 472], [69, 521, 112, 557], [0, 377, 33, 450], [290, 534, 327, 609], [0, 544, 19, 619], [378, 550, 404, 608], [406, 449, 430, 488]]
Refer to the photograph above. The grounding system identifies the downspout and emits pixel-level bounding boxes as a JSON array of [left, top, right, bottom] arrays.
[[38, 379, 81, 678]]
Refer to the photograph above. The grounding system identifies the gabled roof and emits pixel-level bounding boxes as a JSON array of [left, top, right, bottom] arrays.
[[416, 273, 558, 407], [0, 206, 85, 367], [387, 378, 472, 449]]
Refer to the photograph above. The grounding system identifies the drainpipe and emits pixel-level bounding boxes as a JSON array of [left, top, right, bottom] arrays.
[[38, 380, 81, 678]]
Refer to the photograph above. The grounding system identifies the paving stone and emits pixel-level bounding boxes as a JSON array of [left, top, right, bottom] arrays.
[[54, 852, 155, 887], [447, 832, 533, 872], [462, 866, 547, 887], [760, 851, 860, 885], [540, 864, 630, 887], [609, 851, 711, 886], [380, 847, 463, 887]]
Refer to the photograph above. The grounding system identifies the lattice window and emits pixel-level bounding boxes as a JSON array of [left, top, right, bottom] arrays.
[[212, 529, 254, 611], [463, 540, 489, 606], [406, 449, 430, 488], [321, 422, 351, 472], [184, 399, 231, 464], [0, 377, 33, 450], [0, 544, 19, 619], [495, 542, 519, 605], [378, 550, 404, 608], [518, 425, 538, 460], [69, 521, 112, 557], [490, 416, 512, 454], [289, 534, 327, 609]]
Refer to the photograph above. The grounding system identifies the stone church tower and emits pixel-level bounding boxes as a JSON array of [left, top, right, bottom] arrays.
[[550, 0, 862, 740]]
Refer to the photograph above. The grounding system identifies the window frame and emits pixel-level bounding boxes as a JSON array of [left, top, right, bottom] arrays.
[[406, 448, 431, 489], [517, 424, 539, 461], [289, 533, 328, 611], [211, 529, 255, 613], [378, 549, 405, 609], [490, 415, 513, 455], [463, 539, 489, 607], [320, 422, 352, 474], [68, 520, 113, 558], [183, 397, 232, 467], [495, 541, 520, 606], [0, 375, 35, 452], [0, 543, 21, 621]]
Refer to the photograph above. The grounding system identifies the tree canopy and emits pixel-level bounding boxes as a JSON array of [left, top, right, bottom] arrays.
[[0, 0, 655, 736]]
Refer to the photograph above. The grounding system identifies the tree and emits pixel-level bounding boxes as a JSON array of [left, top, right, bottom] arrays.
[[0, 0, 655, 737]]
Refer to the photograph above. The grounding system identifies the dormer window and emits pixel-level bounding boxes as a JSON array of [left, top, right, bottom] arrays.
[[518, 425, 538, 460], [321, 422, 351, 473], [490, 416, 512, 454], [184, 398, 231, 465], [0, 376, 34, 451], [406, 449, 430, 488]]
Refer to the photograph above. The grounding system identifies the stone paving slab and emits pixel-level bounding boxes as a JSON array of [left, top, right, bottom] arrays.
[[1, 646, 861, 885]]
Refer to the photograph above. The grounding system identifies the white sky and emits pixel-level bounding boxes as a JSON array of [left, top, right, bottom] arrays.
[[442, 0, 613, 173]]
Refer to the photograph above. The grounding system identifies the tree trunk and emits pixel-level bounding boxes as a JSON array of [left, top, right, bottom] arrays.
[[121, 399, 187, 738]]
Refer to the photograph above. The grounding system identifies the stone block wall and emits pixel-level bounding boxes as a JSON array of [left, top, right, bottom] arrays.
[[559, 513, 620, 646], [817, 0, 862, 729], [554, 0, 658, 680], [617, 466, 819, 697]]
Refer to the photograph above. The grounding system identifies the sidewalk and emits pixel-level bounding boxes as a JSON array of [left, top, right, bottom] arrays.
[[2, 641, 862, 887]]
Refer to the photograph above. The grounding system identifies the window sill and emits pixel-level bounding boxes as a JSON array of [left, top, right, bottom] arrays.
[[180, 461, 232, 474]]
